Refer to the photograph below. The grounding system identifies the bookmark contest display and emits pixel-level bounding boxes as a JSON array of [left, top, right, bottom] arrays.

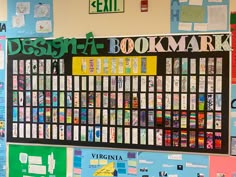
[[7, 33, 230, 154]]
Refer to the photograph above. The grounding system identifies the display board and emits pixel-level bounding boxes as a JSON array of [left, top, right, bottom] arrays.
[[8, 144, 67, 177], [7, 0, 53, 38], [171, 0, 229, 33], [7, 32, 230, 154]]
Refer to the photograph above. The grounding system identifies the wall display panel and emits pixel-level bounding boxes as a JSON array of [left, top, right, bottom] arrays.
[[73, 148, 138, 176], [7, 33, 230, 154], [138, 151, 209, 177], [171, 0, 229, 33], [7, 0, 53, 38], [8, 144, 67, 177], [0, 37, 6, 177]]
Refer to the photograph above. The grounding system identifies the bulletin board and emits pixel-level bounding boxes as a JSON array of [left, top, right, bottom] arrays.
[[7, 32, 230, 154]]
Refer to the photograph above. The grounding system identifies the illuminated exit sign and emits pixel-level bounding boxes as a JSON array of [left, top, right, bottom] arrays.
[[89, 0, 124, 14]]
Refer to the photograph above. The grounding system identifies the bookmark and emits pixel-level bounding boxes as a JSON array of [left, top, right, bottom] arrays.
[[132, 76, 138, 92], [25, 91, 31, 106], [173, 58, 180, 74], [88, 92, 94, 107], [173, 131, 179, 147], [39, 124, 44, 139], [88, 109, 94, 124], [39, 76, 44, 90], [190, 94, 196, 110], [173, 76, 179, 92], [89, 76, 94, 91], [181, 94, 187, 110], [125, 76, 131, 91], [81, 126, 86, 141], [46, 76, 51, 90], [52, 108, 58, 123], [156, 129, 163, 146], [12, 123, 18, 138], [140, 93, 146, 109], [148, 129, 154, 145], [52, 76, 57, 91], [206, 132, 213, 149], [103, 76, 109, 91], [111, 58, 116, 74], [13, 60, 18, 74], [133, 58, 138, 74], [181, 111, 187, 128], [102, 127, 108, 143], [189, 112, 196, 129], [166, 58, 172, 74], [125, 110, 131, 126], [207, 76, 214, 93], [59, 76, 65, 91], [46, 124, 51, 140], [181, 130, 187, 147], [110, 110, 116, 125], [156, 111, 162, 126], [81, 77, 87, 91], [95, 126, 101, 142], [199, 94, 205, 111], [96, 76, 101, 91], [208, 57, 214, 74], [199, 58, 206, 74], [207, 112, 213, 129], [216, 57, 222, 74], [132, 110, 138, 126], [118, 58, 124, 74], [118, 76, 124, 91], [103, 92, 109, 108], [132, 93, 138, 109], [59, 108, 65, 123], [18, 76, 24, 90], [59, 92, 64, 107], [117, 127, 123, 144], [95, 92, 101, 108], [190, 58, 196, 74], [165, 111, 171, 128], [117, 110, 123, 125], [81, 108, 87, 124], [110, 93, 116, 108], [182, 57, 188, 74], [96, 58, 101, 74], [95, 109, 101, 124], [89, 59, 95, 74], [165, 130, 171, 146], [131, 128, 138, 144], [25, 107, 31, 122], [73, 126, 79, 141], [173, 94, 179, 110], [19, 91, 24, 106], [102, 109, 108, 125], [52, 125, 58, 140], [32, 59, 38, 74], [140, 128, 146, 145], [19, 60, 24, 74], [46, 59, 51, 74], [74, 109, 79, 124], [39, 108, 44, 123], [32, 124, 37, 139], [39, 91, 44, 106], [32, 108, 38, 123], [148, 93, 154, 109], [117, 93, 123, 108], [189, 131, 196, 148], [25, 123, 31, 138], [32, 75, 38, 90], [74, 76, 80, 91], [125, 58, 131, 74], [88, 126, 94, 142], [215, 94, 222, 111], [59, 125, 64, 140], [181, 76, 188, 92], [215, 112, 222, 130], [207, 94, 214, 111], [46, 108, 51, 122], [67, 76, 72, 91], [13, 76, 18, 90], [110, 76, 116, 91], [156, 76, 162, 92], [148, 76, 154, 92], [215, 132, 222, 149], [103, 58, 109, 74], [198, 131, 204, 148], [215, 76, 222, 93], [141, 57, 147, 74], [173, 111, 179, 128], [25, 76, 31, 90], [81, 92, 87, 107], [165, 93, 171, 110], [109, 127, 115, 143], [19, 107, 24, 122], [165, 76, 172, 92], [59, 59, 65, 74], [141, 76, 147, 92], [148, 111, 154, 127], [190, 76, 196, 92], [156, 93, 162, 109], [67, 109, 72, 124], [198, 112, 205, 129], [32, 92, 37, 106], [39, 59, 44, 74]]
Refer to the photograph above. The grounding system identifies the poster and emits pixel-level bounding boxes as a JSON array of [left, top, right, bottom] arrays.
[[8, 144, 67, 177], [7, 32, 230, 154], [171, 0, 229, 33], [138, 151, 209, 177], [209, 156, 236, 176], [0, 35, 6, 177], [73, 148, 138, 176], [7, 0, 53, 38]]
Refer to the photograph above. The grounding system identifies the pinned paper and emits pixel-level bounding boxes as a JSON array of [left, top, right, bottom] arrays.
[[189, 0, 203, 5], [178, 22, 192, 31], [180, 5, 205, 23]]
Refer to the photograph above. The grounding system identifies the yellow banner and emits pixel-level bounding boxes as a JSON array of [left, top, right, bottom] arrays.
[[72, 56, 157, 75]]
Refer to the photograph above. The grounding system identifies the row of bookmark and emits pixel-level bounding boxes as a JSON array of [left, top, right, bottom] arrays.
[[11, 123, 222, 150]]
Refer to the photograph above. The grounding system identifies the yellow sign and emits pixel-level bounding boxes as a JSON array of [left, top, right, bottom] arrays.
[[72, 56, 157, 75]]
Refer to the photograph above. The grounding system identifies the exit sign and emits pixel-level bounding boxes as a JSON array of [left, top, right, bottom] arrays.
[[89, 0, 124, 14]]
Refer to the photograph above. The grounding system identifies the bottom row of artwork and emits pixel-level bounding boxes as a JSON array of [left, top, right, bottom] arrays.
[[8, 144, 236, 177]]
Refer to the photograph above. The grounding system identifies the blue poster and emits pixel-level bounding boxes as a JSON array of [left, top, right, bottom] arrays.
[[138, 152, 209, 177], [7, 0, 53, 38], [171, 0, 229, 33], [0, 36, 6, 177], [73, 148, 138, 177]]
